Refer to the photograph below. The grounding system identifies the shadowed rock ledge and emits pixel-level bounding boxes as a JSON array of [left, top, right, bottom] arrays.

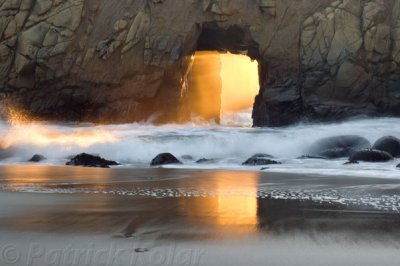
[[1, 0, 400, 126]]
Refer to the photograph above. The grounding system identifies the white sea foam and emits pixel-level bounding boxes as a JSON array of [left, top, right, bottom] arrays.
[[0, 109, 399, 178]]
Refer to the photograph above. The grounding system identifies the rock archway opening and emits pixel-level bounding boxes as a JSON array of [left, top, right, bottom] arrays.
[[185, 51, 260, 126]]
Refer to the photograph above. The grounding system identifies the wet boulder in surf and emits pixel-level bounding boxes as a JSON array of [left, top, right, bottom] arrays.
[[66, 153, 119, 168], [397, 164, 400, 168], [151, 153, 182, 166], [196, 158, 217, 164], [243, 154, 281, 166], [319, 148, 355, 159], [29, 154, 46, 162], [372, 136, 400, 157], [308, 135, 371, 158], [349, 149, 393, 162]]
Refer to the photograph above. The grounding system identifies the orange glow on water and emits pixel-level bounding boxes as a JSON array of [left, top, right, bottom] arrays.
[[1, 123, 117, 149], [220, 53, 259, 112], [0, 109, 117, 149]]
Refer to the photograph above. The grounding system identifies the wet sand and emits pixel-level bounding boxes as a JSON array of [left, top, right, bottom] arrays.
[[0, 166, 400, 265]]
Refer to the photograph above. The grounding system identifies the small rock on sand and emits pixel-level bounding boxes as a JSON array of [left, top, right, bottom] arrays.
[[66, 153, 119, 168], [151, 153, 182, 166], [29, 154, 46, 162]]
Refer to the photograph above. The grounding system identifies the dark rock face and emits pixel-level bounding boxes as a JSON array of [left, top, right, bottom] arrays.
[[349, 149, 394, 162], [372, 136, 400, 157], [29, 154, 46, 162], [66, 153, 119, 168], [150, 153, 182, 166], [397, 164, 400, 168], [1, 1, 400, 126], [243, 154, 281, 166], [308, 135, 371, 158]]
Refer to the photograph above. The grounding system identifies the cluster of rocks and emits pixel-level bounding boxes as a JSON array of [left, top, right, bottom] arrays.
[[149, 135, 400, 169], [24, 152, 182, 168], [27, 153, 119, 168], [149, 152, 282, 167], [302, 135, 400, 166], [11, 135, 400, 169]]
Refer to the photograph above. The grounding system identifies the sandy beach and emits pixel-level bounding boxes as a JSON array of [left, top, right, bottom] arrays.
[[0, 166, 400, 265]]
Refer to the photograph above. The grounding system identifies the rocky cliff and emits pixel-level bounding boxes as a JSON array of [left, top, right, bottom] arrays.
[[0, 0, 400, 126]]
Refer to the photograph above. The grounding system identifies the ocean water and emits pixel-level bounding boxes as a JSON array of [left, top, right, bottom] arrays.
[[0, 109, 399, 178]]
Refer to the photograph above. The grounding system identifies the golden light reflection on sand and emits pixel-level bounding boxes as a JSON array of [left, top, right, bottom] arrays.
[[0, 165, 114, 184], [1, 167, 262, 237], [182, 171, 260, 235]]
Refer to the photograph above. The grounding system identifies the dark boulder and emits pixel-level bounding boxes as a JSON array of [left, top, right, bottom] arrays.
[[150, 153, 182, 166], [29, 154, 46, 162], [196, 158, 217, 164], [243, 154, 281, 166], [66, 153, 119, 168], [372, 136, 400, 157], [397, 164, 400, 168], [319, 148, 355, 159], [134, 248, 149, 253], [349, 149, 393, 162], [308, 135, 371, 158]]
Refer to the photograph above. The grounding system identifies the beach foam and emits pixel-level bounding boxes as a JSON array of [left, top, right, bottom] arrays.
[[0, 112, 399, 178]]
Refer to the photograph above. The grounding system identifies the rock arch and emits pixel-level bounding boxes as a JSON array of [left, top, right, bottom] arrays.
[[179, 22, 261, 123], [0, 0, 399, 126]]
